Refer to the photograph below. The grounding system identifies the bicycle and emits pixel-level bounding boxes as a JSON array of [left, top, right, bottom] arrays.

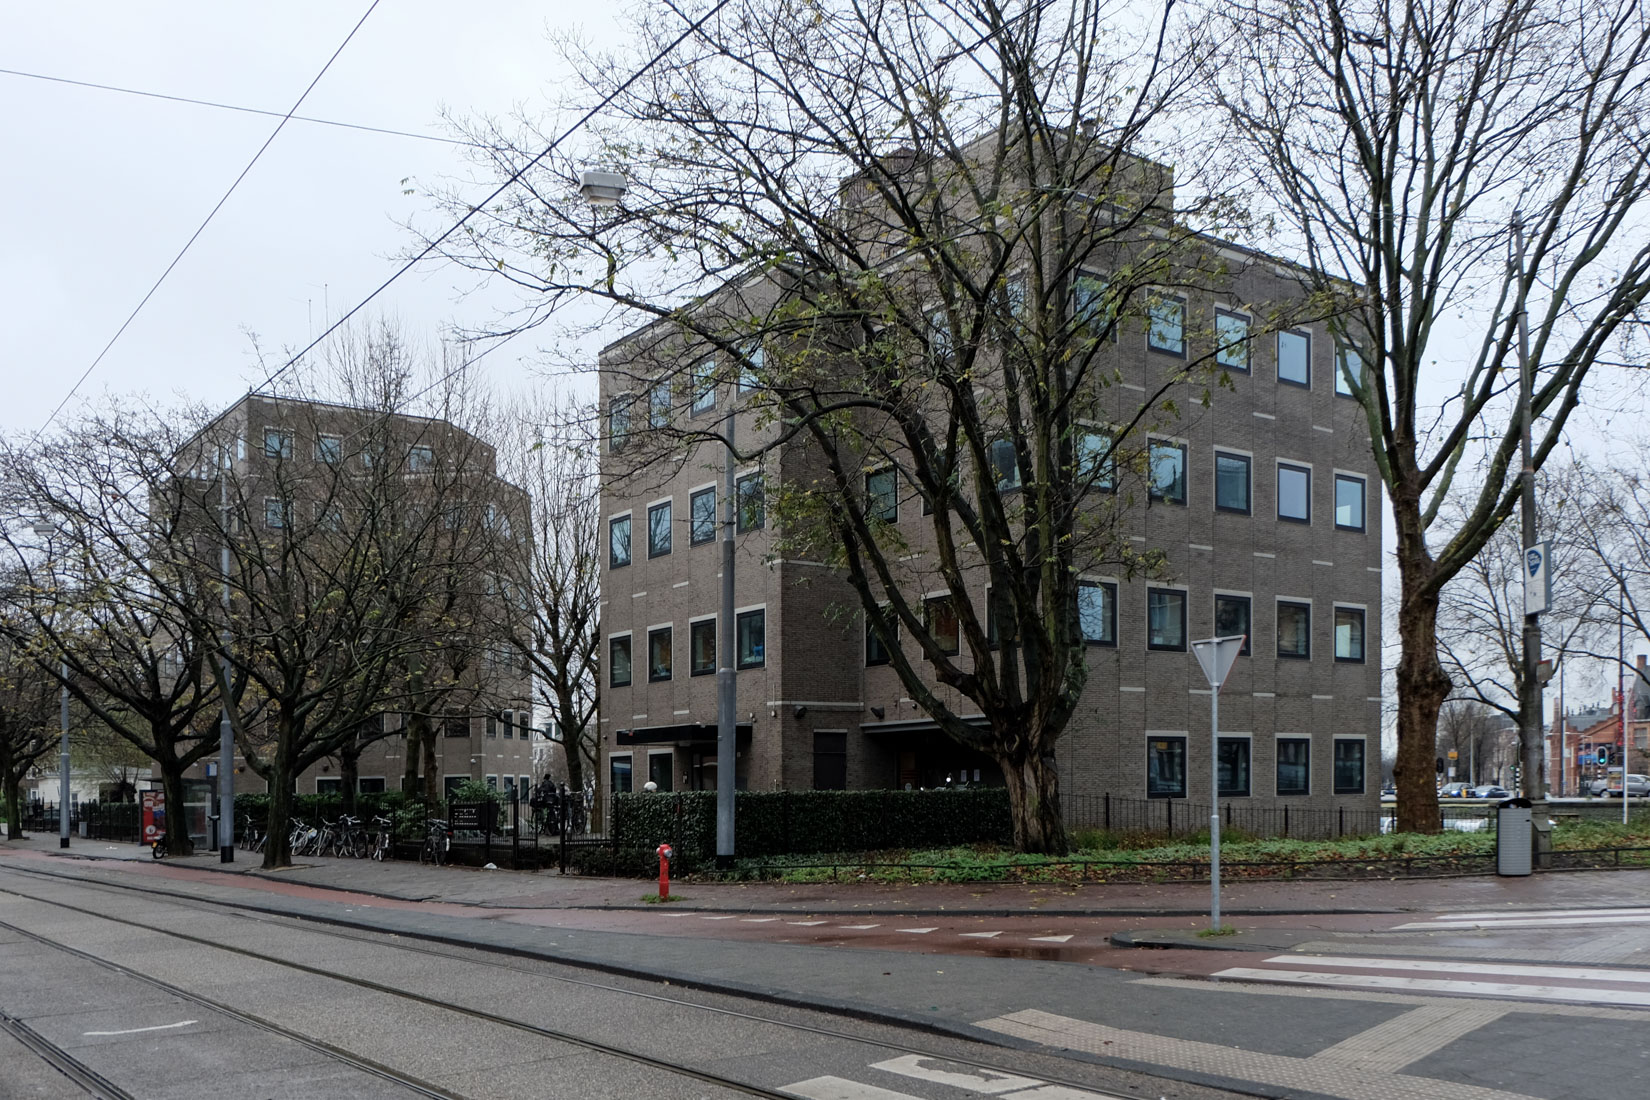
[[369, 815, 393, 861], [335, 814, 368, 859], [150, 830, 167, 859], [418, 819, 451, 866]]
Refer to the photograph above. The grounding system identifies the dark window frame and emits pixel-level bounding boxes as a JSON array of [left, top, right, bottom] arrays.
[[1147, 293, 1187, 357], [1276, 600, 1312, 660], [866, 467, 897, 521], [1334, 341, 1364, 398], [1148, 440, 1187, 505], [647, 627, 673, 683], [736, 609, 766, 669], [1215, 308, 1251, 373], [1277, 329, 1312, 388], [608, 515, 632, 569], [1277, 737, 1312, 796], [1333, 738, 1367, 794], [1147, 736, 1188, 799], [1334, 474, 1367, 532], [1147, 587, 1188, 652], [690, 357, 717, 415], [1214, 450, 1252, 515], [1218, 737, 1252, 797], [1077, 426, 1115, 492], [866, 608, 895, 666], [1277, 462, 1312, 523], [1078, 580, 1117, 646], [690, 487, 717, 545], [1334, 606, 1366, 663], [988, 438, 1021, 493], [1213, 594, 1252, 655], [608, 635, 633, 688], [736, 473, 765, 532], [690, 619, 716, 676], [647, 501, 672, 558], [925, 596, 961, 656]]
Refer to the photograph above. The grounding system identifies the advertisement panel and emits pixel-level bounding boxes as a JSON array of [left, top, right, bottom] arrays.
[[141, 790, 165, 845]]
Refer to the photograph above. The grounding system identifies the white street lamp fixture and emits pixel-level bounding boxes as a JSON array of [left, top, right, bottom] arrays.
[[578, 170, 628, 207], [1191, 633, 1246, 930]]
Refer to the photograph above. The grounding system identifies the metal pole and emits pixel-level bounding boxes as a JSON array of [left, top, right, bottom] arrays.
[[58, 659, 70, 850], [1557, 662, 1566, 796], [219, 445, 235, 862], [1623, 574, 1630, 826], [1513, 215, 1545, 801], [1209, 684, 1220, 929], [715, 406, 736, 869]]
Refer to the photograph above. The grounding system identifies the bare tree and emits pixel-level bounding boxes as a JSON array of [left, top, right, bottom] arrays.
[[1207, 0, 1650, 829], [1435, 697, 1506, 788], [0, 607, 58, 840], [424, 0, 1299, 852]]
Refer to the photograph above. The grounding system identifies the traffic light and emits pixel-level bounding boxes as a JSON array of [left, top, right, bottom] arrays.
[[1599, 748, 1610, 765], [1436, 756, 1445, 773]]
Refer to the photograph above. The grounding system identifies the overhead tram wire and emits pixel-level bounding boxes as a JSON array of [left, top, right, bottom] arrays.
[[243, 0, 740, 405], [26, 0, 384, 447], [0, 66, 477, 148]]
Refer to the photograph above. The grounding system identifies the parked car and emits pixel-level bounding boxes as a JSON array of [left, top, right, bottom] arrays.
[[1439, 782, 1470, 798], [1606, 774, 1650, 797], [1471, 785, 1512, 800], [1588, 776, 1611, 796]]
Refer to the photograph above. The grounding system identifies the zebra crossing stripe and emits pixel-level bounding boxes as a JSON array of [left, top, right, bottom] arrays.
[[1214, 966, 1650, 1007], [1421, 906, 1650, 922], [1030, 934, 1073, 943], [1393, 914, 1650, 930], [960, 931, 1003, 938], [896, 927, 938, 934], [1266, 954, 1650, 985]]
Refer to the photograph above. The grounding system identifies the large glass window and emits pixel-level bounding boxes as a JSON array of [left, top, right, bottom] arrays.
[[1078, 581, 1116, 645], [738, 342, 763, 394], [1072, 271, 1111, 331], [648, 381, 671, 428], [609, 515, 632, 568], [1277, 737, 1311, 795], [1334, 606, 1366, 662], [1147, 588, 1187, 651], [1335, 342, 1364, 397], [1149, 441, 1186, 504], [691, 357, 716, 414], [263, 428, 293, 460], [1215, 451, 1251, 514], [1077, 428, 1114, 490], [1148, 295, 1186, 356], [736, 473, 764, 532], [1218, 738, 1252, 796], [1277, 601, 1311, 659], [1147, 737, 1187, 798], [690, 619, 716, 675], [1216, 309, 1250, 372], [647, 501, 672, 557], [609, 636, 632, 688], [867, 468, 897, 521], [608, 396, 631, 452], [316, 435, 342, 464], [1335, 474, 1366, 531], [648, 752, 674, 792], [263, 498, 290, 529], [925, 596, 961, 656], [408, 445, 434, 472], [648, 627, 672, 682], [690, 488, 716, 544], [1334, 739, 1366, 794], [736, 609, 765, 668], [866, 609, 895, 666], [1214, 594, 1251, 655], [1277, 462, 1311, 522], [989, 439, 1020, 492], [1277, 329, 1311, 387], [610, 755, 633, 795]]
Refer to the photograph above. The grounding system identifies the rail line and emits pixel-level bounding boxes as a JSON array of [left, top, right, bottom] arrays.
[[0, 1009, 136, 1100], [0, 864, 1139, 1100]]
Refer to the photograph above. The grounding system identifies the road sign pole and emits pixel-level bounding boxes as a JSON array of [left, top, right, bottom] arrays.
[[1210, 681, 1220, 927]]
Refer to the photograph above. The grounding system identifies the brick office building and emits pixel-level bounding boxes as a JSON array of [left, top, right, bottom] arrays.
[[595, 152, 1382, 824]]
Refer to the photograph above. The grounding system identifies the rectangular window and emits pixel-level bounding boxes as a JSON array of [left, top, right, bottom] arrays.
[[1277, 329, 1311, 387], [1214, 451, 1251, 514], [1147, 588, 1187, 651], [736, 609, 765, 668], [1334, 606, 1366, 662], [609, 515, 632, 568], [502, 711, 515, 739], [609, 395, 632, 452], [263, 428, 293, 460], [691, 358, 716, 414], [1147, 737, 1187, 798], [486, 775, 498, 790], [1072, 271, 1112, 333], [867, 468, 897, 521], [1218, 738, 1252, 797], [1277, 601, 1311, 659], [648, 501, 672, 557], [736, 473, 764, 532], [1077, 428, 1114, 491], [648, 627, 672, 682], [987, 590, 1015, 649], [486, 713, 498, 739], [1335, 342, 1364, 397], [1214, 594, 1251, 655], [1216, 309, 1250, 372], [315, 435, 342, 464], [1147, 295, 1186, 356], [610, 755, 633, 795], [1149, 441, 1186, 504], [925, 596, 961, 656], [927, 308, 954, 361], [1334, 474, 1366, 531], [988, 439, 1021, 492], [690, 619, 716, 676], [1334, 739, 1366, 794], [408, 445, 434, 472], [443, 712, 469, 738], [648, 381, 671, 428], [609, 636, 632, 687], [1277, 738, 1311, 795], [315, 776, 342, 794], [813, 731, 847, 790], [1277, 462, 1311, 522], [358, 777, 386, 794], [263, 498, 290, 530], [866, 609, 895, 666], [738, 342, 763, 394], [690, 488, 717, 544], [1078, 581, 1116, 645], [648, 752, 674, 792]]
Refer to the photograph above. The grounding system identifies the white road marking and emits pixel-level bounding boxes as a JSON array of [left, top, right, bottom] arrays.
[[783, 1076, 922, 1099], [839, 923, 881, 929], [869, 1054, 1040, 1093], [1213, 966, 1650, 1007], [1267, 954, 1650, 985], [1393, 914, 1650, 930], [786, 920, 829, 926], [741, 917, 780, 923], [84, 1020, 197, 1036], [1029, 934, 1073, 943], [1421, 906, 1650, 922], [896, 927, 938, 934], [960, 931, 1003, 938], [701, 915, 738, 920]]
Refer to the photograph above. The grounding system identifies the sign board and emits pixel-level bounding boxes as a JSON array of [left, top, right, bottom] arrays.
[[1190, 635, 1247, 689], [1448, 750, 1458, 759], [449, 803, 483, 831], [1524, 541, 1552, 616], [141, 790, 165, 845]]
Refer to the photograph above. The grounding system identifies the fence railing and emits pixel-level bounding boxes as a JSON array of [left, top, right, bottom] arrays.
[[1062, 793, 1498, 840]]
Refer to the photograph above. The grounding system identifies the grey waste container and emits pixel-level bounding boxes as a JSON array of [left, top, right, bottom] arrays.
[[1496, 797, 1533, 876]]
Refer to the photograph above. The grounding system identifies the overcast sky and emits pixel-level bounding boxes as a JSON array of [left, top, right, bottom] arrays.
[[1, 1, 618, 437]]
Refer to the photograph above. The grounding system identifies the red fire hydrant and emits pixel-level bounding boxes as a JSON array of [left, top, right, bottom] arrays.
[[656, 843, 674, 900]]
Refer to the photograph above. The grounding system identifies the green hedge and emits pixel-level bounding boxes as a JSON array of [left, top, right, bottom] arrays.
[[612, 788, 1013, 861]]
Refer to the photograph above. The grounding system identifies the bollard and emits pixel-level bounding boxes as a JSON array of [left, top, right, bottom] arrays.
[[656, 843, 674, 900]]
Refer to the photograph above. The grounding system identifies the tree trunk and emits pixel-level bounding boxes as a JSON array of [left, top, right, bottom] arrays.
[[999, 748, 1067, 855], [339, 749, 360, 816], [2, 766, 21, 839], [261, 768, 295, 869], [158, 763, 194, 856], [420, 728, 439, 802], [402, 717, 423, 795], [1394, 531, 1448, 833]]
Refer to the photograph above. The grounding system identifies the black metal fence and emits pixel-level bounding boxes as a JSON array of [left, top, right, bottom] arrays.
[[1062, 793, 1499, 840]]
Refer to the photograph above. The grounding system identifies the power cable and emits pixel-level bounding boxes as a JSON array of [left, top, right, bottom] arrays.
[[0, 65, 475, 147], [27, 0, 383, 446]]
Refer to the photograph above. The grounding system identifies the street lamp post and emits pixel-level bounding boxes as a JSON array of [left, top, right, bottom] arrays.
[[33, 519, 70, 850]]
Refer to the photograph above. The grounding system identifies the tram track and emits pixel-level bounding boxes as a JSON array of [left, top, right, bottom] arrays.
[[0, 1008, 136, 1100], [0, 864, 1148, 1100]]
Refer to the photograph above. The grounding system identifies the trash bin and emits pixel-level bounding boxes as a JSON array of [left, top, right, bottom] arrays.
[[1496, 797, 1534, 876]]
